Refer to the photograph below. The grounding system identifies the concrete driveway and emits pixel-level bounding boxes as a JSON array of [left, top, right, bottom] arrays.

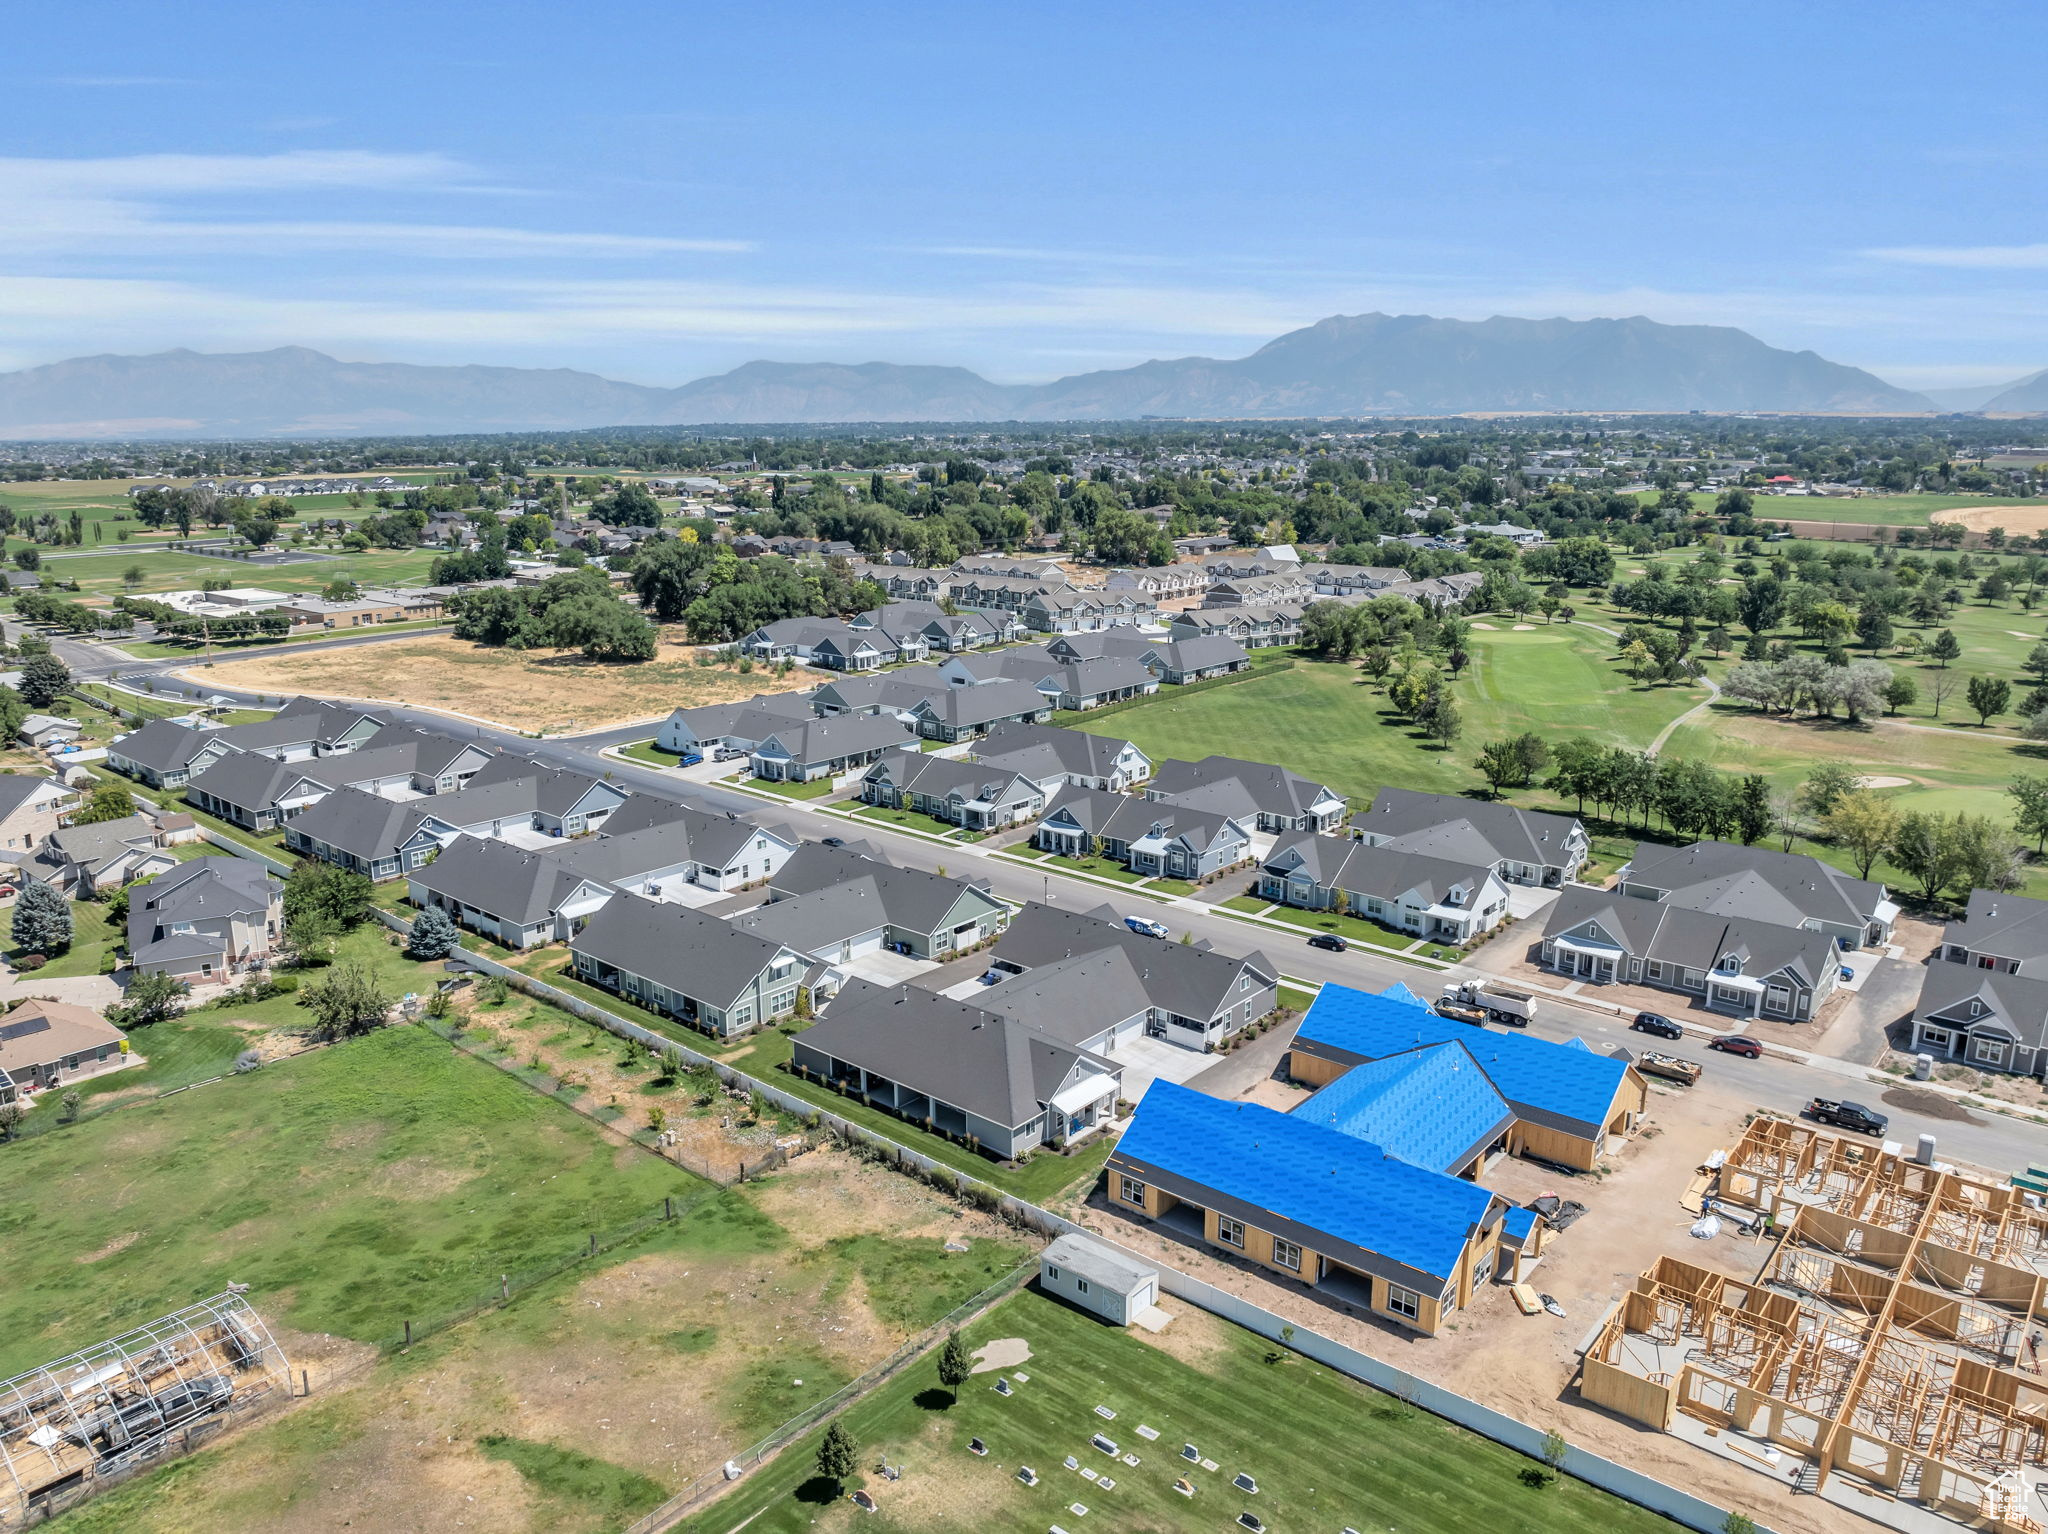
[[1106, 1033, 1222, 1105], [0, 972, 123, 1009]]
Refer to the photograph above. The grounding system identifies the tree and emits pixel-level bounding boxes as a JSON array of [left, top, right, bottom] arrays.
[[1929, 629, 1963, 668], [17, 653, 70, 709], [283, 859, 373, 931], [1476, 739, 1522, 796], [1856, 606, 1893, 652], [1889, 811, 1959, 901], [815, 1422, 859, 1492], [936, 1330, 972, 1404], [283, 908, 342, 966], [1420, 688, 1461, 749], [298, 960, 395, 1041], [322, 577, 362, 603], [121, 563, 145, 588], [1882, 675, 1918, 715], [2009, 774, 2048, 852], [1967, 674, 2012, 726], [1797, 763, 1861, 819], [404, 903, 461, 959], [1734, 774, 1772, 846], [591, 481, 662, 527], [106, 971, 190, 1029], [71, 781, 136, 825], [10, 879, 72, 955], [1724, 1514, 1758, 1534], [1824, 791, 1902, 880], [13, 547, 39, 571], [2027, 642, 2048, 685], [1929, 667, 1960, 718]]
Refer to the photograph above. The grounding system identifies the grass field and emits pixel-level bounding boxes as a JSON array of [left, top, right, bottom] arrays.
[[1635, 490, 2021, 527], [680, 1285, 1678, 1534], [31, 544, 446, 601], [1074, 627, 1704, 805], [112, 616, 449, 660], [189, 633, 810, 733], [20, 999, 1035, 1534]]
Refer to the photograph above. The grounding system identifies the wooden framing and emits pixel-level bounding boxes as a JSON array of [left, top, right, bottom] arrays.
[[1581, 1121, 2048, 1531]]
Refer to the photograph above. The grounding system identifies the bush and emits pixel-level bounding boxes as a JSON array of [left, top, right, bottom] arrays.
[[14, 954, 44, 971]]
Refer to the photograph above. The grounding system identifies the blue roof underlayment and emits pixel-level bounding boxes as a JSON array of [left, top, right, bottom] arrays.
[[1501, 1206, 1538, 1246], [1291, 1043, 1514, 1174], [1297, 984, 1628, 1133], [1116, 1081, 1498, 1283], [1377, 981, 1430, 1010]]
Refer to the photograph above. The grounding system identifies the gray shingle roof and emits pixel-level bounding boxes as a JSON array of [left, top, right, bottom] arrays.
[[796, 983, 1113, 1129], [285, 785, 432, 858], [571, 894, 791, 1008], [108, 718, 214, 773], [1352, 788, 1584, 870], [1949, 890, 2048, 967], [766, 844, 998, 937], [1917, 962, 2048, 1050], [991, 902, 1279, 1031], [757, 714, 916, 764], [1149, 755, 1342, 820], [1542, 884, 1836, 987], [970, 721, 1146, 782], [1621, 840, 1888, 930]]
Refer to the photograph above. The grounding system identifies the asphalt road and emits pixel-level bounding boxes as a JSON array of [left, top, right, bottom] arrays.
[[59, 627, 2048, 1180]]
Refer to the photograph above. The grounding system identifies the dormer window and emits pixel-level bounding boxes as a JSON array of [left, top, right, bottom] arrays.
[[1971, 999, 1986, 1018], [1717, 955, 1741, 974]]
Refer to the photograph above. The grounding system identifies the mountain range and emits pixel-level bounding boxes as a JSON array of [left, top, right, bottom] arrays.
[[0, 312, 1999, 440], [1923, 369, 2048, 413]]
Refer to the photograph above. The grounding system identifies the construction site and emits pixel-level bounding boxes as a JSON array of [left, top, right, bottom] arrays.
[[0, 1293, 290, 1529], [1581, 1116, 2048, 1534]]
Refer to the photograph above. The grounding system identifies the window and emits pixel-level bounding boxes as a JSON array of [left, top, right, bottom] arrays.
[[1118, 1175, 1146, 1206], [1765, 984, 1792, 1014], [1920, 1026, 1952, 1048], [1046, 1266, 1061, 1282], [1386, 1285, 1420, 1320], [1973, 1037, 2008, 1066], [1981, 954, 1997, 968], [1272, 1238, 1302, 1272], [1076, 1278, 1089, 1294], [1645, 960, 1663, 980], [1216, 1216, 1245, 1249]]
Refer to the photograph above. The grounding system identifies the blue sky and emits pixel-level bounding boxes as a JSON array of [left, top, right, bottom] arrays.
[[5, 0, 2046, 389]]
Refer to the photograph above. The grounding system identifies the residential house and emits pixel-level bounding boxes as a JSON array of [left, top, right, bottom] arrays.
[[791, 982, 1122, 1157], [1019, 587, 1149, 633], [987, 902, 1280, 1052], [1259, 834, 1510, 944], [655, 692, 815, 756], [747, 842, 1010, 962], [1935, 889, 2048, 975], [1909, 892, 2048, 1072], [19, 715, 83, 751], [1538, 883, 1843, 1021], [1104, 565, 1208, 602], [1349, 788, 1588, 887], [1167, 604, 1306, 647], [902, 679, 1052, 743], [0, 775, 76, 857], [967, 721, 1151, 794], [750, 714, 917, 782], [0, 1001, 129, 1105], [1615, 840, 1897, 949], [570, 894, 808, 1039], [31, 814, 181, 895], [1145, 755, 1346, 833], [1034, 786, 1254, 883], [1040, 630, 1252, 684], [126, 858, 283, 981], [858, 750, 1045, 831]]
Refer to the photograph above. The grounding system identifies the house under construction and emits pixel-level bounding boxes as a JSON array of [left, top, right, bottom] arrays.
[[0, 1293, 289, 1528], [1581, 1117, 2048, 1533]]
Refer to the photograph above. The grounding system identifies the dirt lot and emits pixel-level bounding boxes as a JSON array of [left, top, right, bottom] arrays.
[[1929, 502, 2048, 534], [182, 632, 813, 733], [1074, 1076, 1873, 1534]]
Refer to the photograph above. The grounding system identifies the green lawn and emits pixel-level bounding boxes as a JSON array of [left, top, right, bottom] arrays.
[[747, 775, 841, 800], [731, 1025, 1116, 1204], [615, 738, 695, 767], [997, 847, 1149, 886], [1074, 628, 1702, 807], [851, 803, 984, 840], [681, 1285, 1682, 1534], [20, 896, 122, 977], [0, 1017, 717, 1373], [1251, 901, 1424, 951], [31, 545, 446, 602]]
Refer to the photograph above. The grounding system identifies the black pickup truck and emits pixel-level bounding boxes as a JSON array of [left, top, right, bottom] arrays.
[[1806, 1098, 1889, 1136]]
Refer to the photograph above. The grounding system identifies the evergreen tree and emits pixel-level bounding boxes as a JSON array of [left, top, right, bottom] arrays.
[[816, 1422, 858, 1490], [11, 879, 72, 955], [937, 1330, 972, 1404], [404, 903, 461, 960], [1929, 629, 1962, 667]]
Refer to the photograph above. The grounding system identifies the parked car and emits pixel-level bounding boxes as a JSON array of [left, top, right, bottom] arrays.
[[1307, 933, 1348, 952], [713, 746, 749, 761], [821, 836, 845, 848], [1630, 1012, 1683, 1040], [675, 749, 703, 766], [1124, 916, 1172, 939], [1708, 1035, 1763, 1058]]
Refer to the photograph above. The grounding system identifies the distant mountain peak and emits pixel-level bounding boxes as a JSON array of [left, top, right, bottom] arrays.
[[0, 314, 1941, 439]]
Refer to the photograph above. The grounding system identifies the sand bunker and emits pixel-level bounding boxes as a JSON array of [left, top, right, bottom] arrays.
[[1930, 503, 2048, 535], [971, 1338, 1032, 1374], [1858, 775, 1912, 789], [1468, 621, 1498, 630], [1511, 623, 1537, 630]]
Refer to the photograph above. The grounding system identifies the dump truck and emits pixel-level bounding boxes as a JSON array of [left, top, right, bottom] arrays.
[[1806, 1098, 1889, 1136], [1636, 1051, 1702, 1086], [1437, 979, 1537, 1027]]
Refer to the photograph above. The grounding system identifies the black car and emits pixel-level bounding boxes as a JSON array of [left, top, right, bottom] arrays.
[[821, 836, 845, 847], [1630, 1012, 1684, 1040], [1307, 933, 1348, 952]]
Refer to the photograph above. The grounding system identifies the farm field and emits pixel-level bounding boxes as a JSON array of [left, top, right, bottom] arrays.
[[183, 632, 812, 732], [6, 949, 1035, 1534], [679, 1285, 1676, 1534], [1073, 628, 1706, 804]]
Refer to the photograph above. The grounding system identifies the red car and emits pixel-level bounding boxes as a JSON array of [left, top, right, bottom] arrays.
[[1708, 1035, 1763, 1058]]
